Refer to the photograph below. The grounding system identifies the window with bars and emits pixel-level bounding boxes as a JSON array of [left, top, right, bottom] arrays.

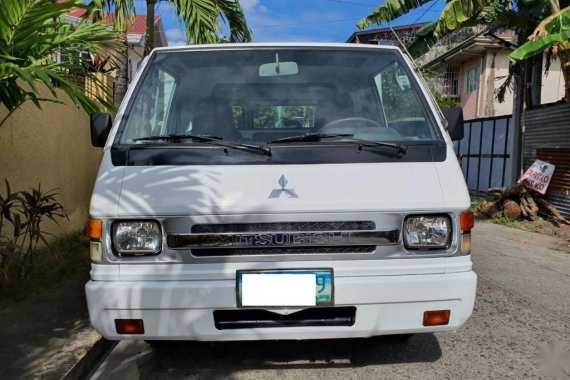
[[443, 64, 459, 98], [466, 66, 481, 93]]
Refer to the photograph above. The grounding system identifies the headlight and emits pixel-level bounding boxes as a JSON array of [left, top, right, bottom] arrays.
[[112, 221, 162, 255], [404, 215, 451, 250]]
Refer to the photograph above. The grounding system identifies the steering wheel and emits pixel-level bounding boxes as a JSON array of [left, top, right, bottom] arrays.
[[319, 117, 384, 132]]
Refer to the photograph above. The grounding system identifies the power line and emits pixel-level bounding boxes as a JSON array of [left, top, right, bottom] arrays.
[[411, 0, 441, 26], [250, 8, 441, 30], [318, 0, 377, 6], [251, 18, 361, 29]]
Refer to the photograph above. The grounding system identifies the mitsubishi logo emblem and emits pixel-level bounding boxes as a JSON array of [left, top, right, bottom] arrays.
[[268, 175, 299, 199]]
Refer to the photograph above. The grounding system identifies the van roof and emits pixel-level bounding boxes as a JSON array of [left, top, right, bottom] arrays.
[[151, 42, 402, 55]]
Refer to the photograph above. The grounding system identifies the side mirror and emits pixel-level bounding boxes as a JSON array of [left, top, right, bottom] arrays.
[[442, 107, 464, 141], [90, 113, 113, 147]]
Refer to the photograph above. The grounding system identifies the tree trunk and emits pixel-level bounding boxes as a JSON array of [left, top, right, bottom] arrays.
[[144, 0, 155, 57], [114, 33, 129, 108], [510, 31, 530, 184]]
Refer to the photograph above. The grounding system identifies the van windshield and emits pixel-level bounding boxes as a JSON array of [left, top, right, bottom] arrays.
[[116, 48, 441, 147]]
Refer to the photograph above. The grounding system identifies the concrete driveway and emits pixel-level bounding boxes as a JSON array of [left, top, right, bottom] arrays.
[[89, 222, 570, 379]]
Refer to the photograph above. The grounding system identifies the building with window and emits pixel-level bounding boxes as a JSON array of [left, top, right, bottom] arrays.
[[348, 26, 566, 120], [420, 29, 565, 119]]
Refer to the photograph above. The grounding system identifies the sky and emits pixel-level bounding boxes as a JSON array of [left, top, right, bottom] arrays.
[[134, 0, 446, 46]]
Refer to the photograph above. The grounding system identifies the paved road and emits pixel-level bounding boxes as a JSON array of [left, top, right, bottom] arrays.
[[89, 223, 570, 379]]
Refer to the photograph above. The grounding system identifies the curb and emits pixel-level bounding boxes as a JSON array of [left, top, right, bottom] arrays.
[[62, 336, 117, 380]]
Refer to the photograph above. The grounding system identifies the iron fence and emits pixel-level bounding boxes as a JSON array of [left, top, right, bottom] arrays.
[[453, 115, 515, 192]]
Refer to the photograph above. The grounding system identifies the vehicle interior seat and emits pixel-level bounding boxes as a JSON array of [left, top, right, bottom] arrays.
[[192, 98, 243, 141], [314, 93, 355, 129]]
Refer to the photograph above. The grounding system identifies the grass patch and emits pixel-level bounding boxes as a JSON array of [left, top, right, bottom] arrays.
[[0, 231, 89, 310], [470, 194, 491, 220], [492, 216, 526, 230]]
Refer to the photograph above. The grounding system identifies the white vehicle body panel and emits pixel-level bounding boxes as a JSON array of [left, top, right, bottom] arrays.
[[86, 43, 476, 342]]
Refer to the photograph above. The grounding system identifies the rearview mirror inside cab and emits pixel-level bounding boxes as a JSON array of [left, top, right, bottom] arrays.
[[442, 107, 464, 141], [90, 113, 113, 147], [259, 54, 298, 77]]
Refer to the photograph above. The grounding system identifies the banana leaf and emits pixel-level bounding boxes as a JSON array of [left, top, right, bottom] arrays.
[[510, 6, 570, 62]]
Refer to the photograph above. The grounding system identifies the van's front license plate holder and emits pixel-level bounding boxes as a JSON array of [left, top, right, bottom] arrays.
[[237, 269, 334, 307]]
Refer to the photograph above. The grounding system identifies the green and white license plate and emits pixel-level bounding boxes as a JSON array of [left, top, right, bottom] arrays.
[[237, 269, 334, 307]]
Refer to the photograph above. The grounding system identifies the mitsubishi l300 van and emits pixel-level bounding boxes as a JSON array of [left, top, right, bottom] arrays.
[[85, 43, 476, 342]]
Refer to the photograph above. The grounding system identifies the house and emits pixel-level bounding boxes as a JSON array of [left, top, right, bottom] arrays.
[[346, 23, 428, 47], [420, 29, 565, 120], [348, 25, 566, 120]]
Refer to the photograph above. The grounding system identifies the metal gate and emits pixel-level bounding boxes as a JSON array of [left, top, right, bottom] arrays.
[[453, 115, 515, 192]]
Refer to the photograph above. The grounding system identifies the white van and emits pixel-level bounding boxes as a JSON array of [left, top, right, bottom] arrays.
[[85, 43, 476, 342]]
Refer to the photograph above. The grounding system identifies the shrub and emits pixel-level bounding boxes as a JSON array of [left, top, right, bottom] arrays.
[[0, 180, 67, 283]]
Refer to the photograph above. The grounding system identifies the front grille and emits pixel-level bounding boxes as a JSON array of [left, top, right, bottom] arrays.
[[191, 245, 376, 257], [214, 307, 356, 329], [191, 221, 375, 233]]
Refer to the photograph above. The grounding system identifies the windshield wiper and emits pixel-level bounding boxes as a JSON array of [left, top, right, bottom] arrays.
[[348, 138, 408, 156], [268, 133, 407, 156], [133, 133, 272, 156], [268, 133, 354, 143]]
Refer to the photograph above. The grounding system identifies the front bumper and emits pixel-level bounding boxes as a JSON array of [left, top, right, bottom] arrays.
[[86, 270, 477, 341]]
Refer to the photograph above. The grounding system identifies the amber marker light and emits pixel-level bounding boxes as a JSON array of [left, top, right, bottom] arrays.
[[115, 319, 145, 334], [85, 219, 103, 240], [423, 310, 451, 326], [460, 211, 475, 231]]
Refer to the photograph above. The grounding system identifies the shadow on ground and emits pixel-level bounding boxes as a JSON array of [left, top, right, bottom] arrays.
[[133, 334, 441, 378]]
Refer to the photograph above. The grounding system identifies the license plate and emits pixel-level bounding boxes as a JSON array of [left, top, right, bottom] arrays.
[[237, 269, 334, 307]]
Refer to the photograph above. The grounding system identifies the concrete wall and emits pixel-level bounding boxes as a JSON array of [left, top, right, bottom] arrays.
[[0, 89, 103, 237], [460, 56, 484, 120], [541, 56, 566, 104], [456, 50, 565, 120], [482, 50, 514, 117]]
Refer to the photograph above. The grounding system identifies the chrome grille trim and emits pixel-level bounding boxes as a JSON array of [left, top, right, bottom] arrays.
[[167, 230, 399, 250], [191, 221, 376, 233], [191, 246, 376, 257]]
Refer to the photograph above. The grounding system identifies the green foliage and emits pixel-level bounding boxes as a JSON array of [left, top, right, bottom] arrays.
[[433, 92, 461, 109], [493, 216, 525, 229], [169, 0, 252, 44], [0, 231, 89, 310], [510, 6, 570, 62], [357, 0, 431, 30], [90, 0, 135, 32], [0, 0, 120, 127], [357, 1, 549, 59], [0, 180, 68, 283], [251, 105, 316, 129]]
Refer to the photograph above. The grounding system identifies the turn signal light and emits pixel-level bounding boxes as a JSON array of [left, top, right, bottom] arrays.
[[423, 310, 450, 326], [460, 211, 474, 231], [85, 219, 103, 240], [115, 319, 145, 334]]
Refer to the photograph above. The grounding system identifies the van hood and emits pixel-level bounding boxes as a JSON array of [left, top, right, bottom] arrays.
[[90, 150, 469, 217]]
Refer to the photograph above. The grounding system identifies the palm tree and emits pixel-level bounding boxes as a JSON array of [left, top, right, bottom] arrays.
[[0, 0, 119, 128], [90, 0, 135, 107], [143, 0, 252, 56], [358, 0, 570, 102]]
